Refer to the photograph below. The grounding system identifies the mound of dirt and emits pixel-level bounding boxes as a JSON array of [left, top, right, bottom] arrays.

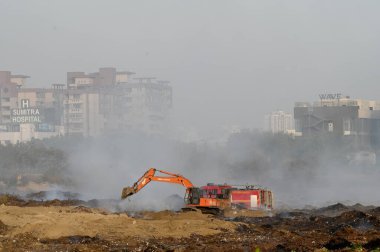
[[322, 203, 349, 211], [23, 199, 85, 207], [26, 191, 80, 201], [0, 194, 84, 207], [0, 194, 25, 205], [314, 203, 350, 216], [331, 224, 358, 237], [333, 211, 380, 230], [350, 203, 375, 212], [369, 207, 380, 217], [0, 205, 235, 241]]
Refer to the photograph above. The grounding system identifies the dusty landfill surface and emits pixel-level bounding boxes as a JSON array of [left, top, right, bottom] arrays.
[[0, 195, 379, 251]]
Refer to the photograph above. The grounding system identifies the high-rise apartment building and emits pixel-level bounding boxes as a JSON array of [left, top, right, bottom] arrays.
[[264, 111, 294, 134], [0, 71, 65, 144], [65, 68, 172, 136], [0, 71, 28, 126]]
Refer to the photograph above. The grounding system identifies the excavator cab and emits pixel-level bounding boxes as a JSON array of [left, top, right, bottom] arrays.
[[184, 187, 200, 205]]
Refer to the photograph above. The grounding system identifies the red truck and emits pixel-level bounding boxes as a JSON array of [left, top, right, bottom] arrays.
[[198, 183, 273, 210]]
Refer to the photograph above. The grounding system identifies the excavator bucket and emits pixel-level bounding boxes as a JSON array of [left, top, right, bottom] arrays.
[[121, 186, 136, 199]]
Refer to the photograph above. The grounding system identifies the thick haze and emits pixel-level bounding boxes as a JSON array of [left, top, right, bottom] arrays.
[[1, 0, 380, 134]]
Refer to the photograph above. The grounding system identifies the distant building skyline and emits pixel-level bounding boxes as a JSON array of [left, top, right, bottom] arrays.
[[0, 68, 172, 144]]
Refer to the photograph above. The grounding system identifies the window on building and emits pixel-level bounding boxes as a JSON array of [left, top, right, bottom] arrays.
[[295, 119, 302, 132], [343, 119, 351, 132], [328, 122, 334, 132], [36, 92, 45, 98], [69, 114, 82, 118], [71, 123, 83, 129]]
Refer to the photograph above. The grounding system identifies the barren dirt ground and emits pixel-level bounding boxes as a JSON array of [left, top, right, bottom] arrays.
[[0, 195, 380, 251]]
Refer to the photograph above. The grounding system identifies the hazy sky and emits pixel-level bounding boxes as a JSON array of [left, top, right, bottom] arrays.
[[1, 0, 379, 135]]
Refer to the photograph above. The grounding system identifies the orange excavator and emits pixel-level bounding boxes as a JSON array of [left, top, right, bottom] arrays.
[[121, 168, 273, 214], [121, 168, 230, 213], [121, 168, 194, 198]]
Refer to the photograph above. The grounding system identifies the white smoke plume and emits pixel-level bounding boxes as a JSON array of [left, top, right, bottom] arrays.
[[43, 131, 380, 211]]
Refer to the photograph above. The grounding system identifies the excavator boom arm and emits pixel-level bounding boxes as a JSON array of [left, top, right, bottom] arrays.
[[121, 168, 194, 199]]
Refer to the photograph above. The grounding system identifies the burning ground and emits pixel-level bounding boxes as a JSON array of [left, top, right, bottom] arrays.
[[0, 195, 380, 251]]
